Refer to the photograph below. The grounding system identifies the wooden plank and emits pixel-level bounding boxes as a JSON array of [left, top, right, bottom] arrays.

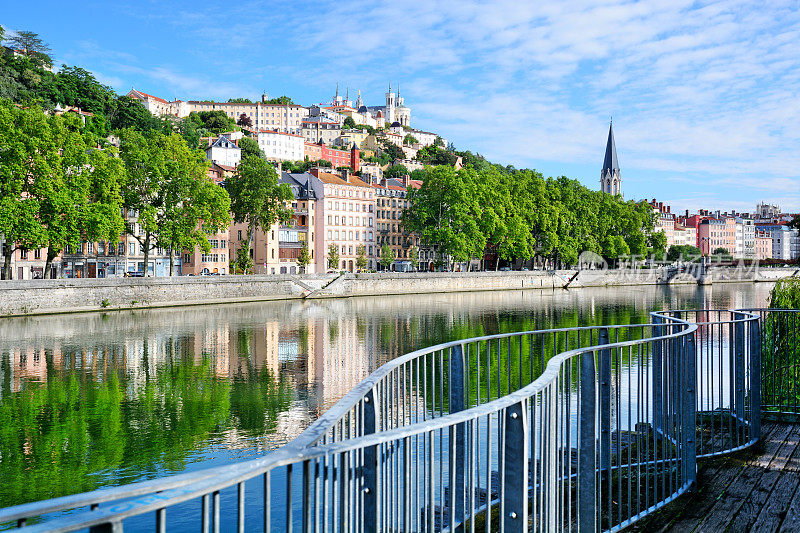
[[655, 423, 782, 533], [777, 471, 800, 531], [751, 426, 800, 532], [692, 423, 794, 532], [623, 423, 781, 533], [725, 424, 800, 532]]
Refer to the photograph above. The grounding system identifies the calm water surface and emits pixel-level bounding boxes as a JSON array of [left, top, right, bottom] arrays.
[[0, 282, 775, 509]]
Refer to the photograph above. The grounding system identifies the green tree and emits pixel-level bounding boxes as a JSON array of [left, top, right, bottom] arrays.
[[37, 113, 126, 278], [109, 95, 163, 132], [51, 66, 116, 116], [409, 245, 419, 270], [226, 149, 293, 268], [379, 138, 405, 161], [384, 164, 409, 181], [156, 142, 231, 276], [263, 95, 294, 105], [343, 116, 357, 129], [238, 136, 262, 159], [711, 247, 733, 262], [185, 111, 236, 135], [327, 243, 340, 270], [433, 136, 444, 147], [6, 30, 52, 67], [235, 244, 253, 274], [0, 103, 50, 278], [380, 244, 396, 270], [297, 244, 311, 273], [119, 129, 230, 276], [228, 98, 253, 103], [667, 245, 701, 263], [403, 133, 418, 145], [404, 165, 485, 269], [356, 244, 368, 271]]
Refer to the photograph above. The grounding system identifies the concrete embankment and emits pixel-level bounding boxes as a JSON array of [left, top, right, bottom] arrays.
[[0, 267, 796, 317]]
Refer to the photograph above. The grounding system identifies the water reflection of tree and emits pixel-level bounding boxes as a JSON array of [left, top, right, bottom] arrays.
[[0, 342, 294, 507], [229, 327, 294, 434]]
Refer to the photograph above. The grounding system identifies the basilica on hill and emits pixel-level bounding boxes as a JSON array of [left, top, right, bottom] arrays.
[[332, 83, 411, 127]]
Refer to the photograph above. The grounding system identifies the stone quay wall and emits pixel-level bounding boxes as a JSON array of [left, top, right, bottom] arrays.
[[0, 267, 796, 317]]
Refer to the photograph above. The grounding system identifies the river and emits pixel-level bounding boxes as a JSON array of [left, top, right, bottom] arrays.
[[0, 282, 775, 512]]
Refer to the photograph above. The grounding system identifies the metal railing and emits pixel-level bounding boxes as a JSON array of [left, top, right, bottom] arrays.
[[1, 308, 794, 532]]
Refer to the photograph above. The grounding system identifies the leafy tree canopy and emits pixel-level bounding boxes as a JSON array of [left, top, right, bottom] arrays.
[[384, 164, 409, 181], [262, 95, 294, 105], [403, 133, 418, 145]]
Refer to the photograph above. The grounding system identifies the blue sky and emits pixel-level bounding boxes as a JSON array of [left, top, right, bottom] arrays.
[[3, 1, 800, 213]]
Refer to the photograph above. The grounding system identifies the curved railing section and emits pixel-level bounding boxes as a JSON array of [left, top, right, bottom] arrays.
[[0, 308, 791, 533]]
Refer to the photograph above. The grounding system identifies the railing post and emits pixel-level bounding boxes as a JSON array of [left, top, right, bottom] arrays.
[[503, 400, 530, 533], [89, 522, 123, 533], [302, 460, 312, 533], [750, 317, 762, 441], [682, 333, 697, 489], [598, 328, 611, 477], [579, 350, 597, 533], [448, 344, 466, 529], [362, 390, 378, 533], [734, 314, 746, 423], [653, 315, 664, 436]]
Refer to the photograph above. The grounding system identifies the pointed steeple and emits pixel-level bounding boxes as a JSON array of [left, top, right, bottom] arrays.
[[602, 120, 619, 173], [335, 83, 339, 99], [600, 119, 622, 196]]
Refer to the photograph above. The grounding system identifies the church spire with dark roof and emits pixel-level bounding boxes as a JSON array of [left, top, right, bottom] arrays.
[[603, 120, 619, 173], [600, 120, 622, 196]]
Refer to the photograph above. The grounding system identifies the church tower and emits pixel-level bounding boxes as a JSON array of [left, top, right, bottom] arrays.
[[600, 121, 622, 196], [385, 82, 396, 123]]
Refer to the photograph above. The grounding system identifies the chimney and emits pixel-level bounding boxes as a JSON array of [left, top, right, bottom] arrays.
[[685, 209, 689, 218], [341, 168, 350, 182], [667, 206, 671, 213]]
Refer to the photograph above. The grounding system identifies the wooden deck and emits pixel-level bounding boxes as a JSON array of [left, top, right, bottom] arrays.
[[628, 421, 800, 532]]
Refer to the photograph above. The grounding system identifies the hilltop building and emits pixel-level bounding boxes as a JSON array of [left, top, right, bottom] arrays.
[[366, 83, 411, 127]]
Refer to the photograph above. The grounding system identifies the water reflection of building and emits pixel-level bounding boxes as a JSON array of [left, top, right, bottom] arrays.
[[0, 283, 778, 449]]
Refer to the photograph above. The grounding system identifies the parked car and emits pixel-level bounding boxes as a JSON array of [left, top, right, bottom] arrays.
[[499, 266, 511, 271]]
